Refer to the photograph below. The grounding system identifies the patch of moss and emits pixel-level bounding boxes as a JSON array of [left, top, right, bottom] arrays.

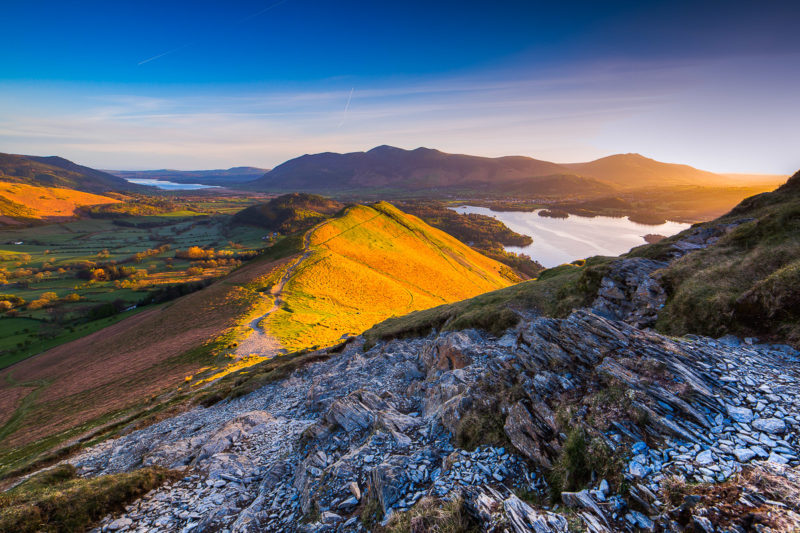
[[455, 407, 509, 452]]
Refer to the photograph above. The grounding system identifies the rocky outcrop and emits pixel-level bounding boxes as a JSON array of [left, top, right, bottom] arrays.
[[65, 306, 800, 532], [591, 219, 753, 329], [591, 257, 668, 328]]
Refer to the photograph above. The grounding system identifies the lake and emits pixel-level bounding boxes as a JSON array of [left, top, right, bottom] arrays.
[[450, 206, 690, 268], [125, 178, 219, 190]]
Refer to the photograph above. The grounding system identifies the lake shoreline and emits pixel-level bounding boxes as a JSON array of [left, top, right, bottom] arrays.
[[450, 206, 690, 268]]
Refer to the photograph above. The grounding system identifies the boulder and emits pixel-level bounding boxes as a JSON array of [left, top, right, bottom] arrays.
[[324, 390, 384, 433], [726, 405, 754, 424]]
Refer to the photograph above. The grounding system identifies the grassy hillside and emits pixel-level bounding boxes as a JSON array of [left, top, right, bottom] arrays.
[[261, 202, 519, 351], [363, 256, 611, 347], [0, 182, 121, 222], [649, 170, 800, 344]]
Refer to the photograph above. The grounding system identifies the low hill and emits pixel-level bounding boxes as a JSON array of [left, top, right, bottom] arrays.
[[0, 182, 122, 224], [260, 202, 519, 351], [109, 167, 267, 186], [0, 153, 144, 193], [562, 153, 731, 189], [246, 145, 615, 198], [231, 193, 344, 233]]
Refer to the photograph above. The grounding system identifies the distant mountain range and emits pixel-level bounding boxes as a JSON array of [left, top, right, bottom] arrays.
[[2, 148, 788, 201], [108, 167, 268, 186], [244, 146, 787, 197], [0, 152, 146, 193]]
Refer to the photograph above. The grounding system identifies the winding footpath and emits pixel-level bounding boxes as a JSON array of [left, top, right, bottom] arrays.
[[234, 233, 314, 359]]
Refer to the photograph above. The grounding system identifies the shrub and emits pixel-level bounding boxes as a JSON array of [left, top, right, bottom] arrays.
[[546, 427, 622, 498], [661, 474, 688, 507]]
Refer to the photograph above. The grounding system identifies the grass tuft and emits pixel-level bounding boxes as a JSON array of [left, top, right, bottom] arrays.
[[0, 465, 179, 533], [379, 495, 480, 533]]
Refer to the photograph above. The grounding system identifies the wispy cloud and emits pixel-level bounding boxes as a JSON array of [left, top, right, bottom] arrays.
[[1, 54, 798, 173]]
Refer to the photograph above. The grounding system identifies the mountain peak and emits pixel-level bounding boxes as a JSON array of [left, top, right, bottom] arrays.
[[367, 145, 404, 153]]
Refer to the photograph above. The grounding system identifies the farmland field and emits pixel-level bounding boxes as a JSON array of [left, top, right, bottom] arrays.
[[0, 213, 269, 369]]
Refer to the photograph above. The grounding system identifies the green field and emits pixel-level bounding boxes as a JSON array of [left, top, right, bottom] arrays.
[[0, 214, 270, 368]]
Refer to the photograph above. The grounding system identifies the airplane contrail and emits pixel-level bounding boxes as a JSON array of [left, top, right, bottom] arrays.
[[137, 0, 292, 66], [237, 0, 291, 23], [338, 88, 354, 128], [138, 44, 191, 66]]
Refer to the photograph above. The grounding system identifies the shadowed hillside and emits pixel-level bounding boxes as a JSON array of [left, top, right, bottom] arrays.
[[247, 145, 615, 197], [0, 153, 145, 193], [231, 193, 344, 234], [0, 250, 297, 472]]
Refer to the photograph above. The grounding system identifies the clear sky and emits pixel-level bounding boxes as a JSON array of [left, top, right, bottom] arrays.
[[1, 0, 798, 173]]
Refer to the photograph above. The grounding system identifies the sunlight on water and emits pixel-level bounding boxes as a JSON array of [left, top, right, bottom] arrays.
[[125, 178, 219, 190], [451, 206, 691, 268]]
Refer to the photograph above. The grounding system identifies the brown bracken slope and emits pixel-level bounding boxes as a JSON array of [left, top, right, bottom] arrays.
[[0, 254, 294, 457]]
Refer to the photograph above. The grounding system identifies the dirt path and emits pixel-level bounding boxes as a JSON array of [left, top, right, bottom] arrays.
[[234, 233, 314, 359]]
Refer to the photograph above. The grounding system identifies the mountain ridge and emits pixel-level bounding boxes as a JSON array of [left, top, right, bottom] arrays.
[[246, 145, 782, 196]]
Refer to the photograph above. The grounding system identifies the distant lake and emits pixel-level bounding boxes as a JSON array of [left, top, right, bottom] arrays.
[[125, 178, 219, 190], [450, 206, 690, 268]]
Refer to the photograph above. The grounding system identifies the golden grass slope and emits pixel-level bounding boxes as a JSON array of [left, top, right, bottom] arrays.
[[0, 181, 121, 219], [263, 202, 518, 351]]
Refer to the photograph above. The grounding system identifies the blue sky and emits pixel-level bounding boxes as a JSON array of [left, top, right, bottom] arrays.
[[1, 0, 798, 173]]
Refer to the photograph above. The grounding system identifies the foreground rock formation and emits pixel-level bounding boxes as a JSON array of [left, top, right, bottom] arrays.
[[61, 302, 800, 532]]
